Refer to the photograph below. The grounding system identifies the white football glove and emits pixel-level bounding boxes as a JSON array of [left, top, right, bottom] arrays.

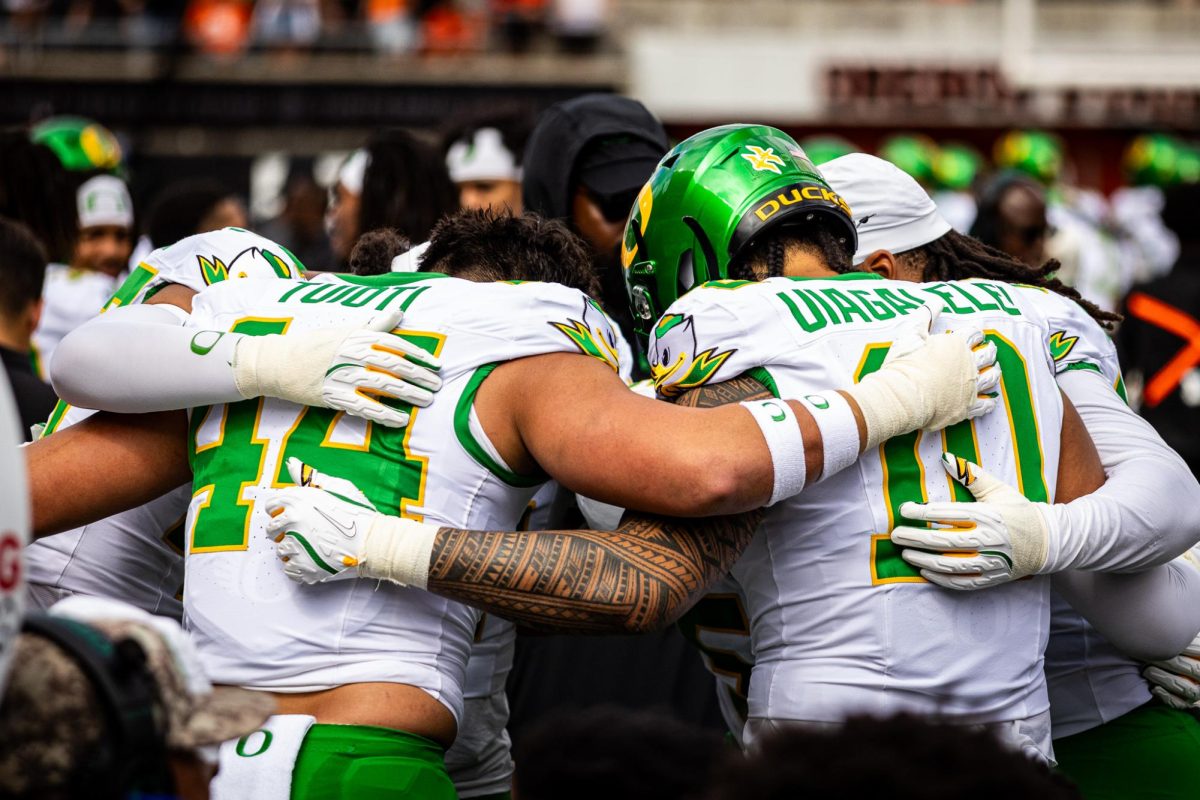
[[232, 309, 441, 428], [845, 299, 1001, 449], [890, 453, 1052, 590], [262, 457, 438, 588], [1144, 635, 1200, 710]]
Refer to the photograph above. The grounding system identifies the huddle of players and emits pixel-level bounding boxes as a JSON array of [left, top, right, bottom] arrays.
[[23, 122, 1200, 798]]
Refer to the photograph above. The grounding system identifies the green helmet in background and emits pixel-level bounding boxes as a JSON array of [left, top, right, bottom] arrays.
[[878, 133, 938, 186], [621, 124, 856, 339], [933, 142, 985, 191], [31, 115, 123, 173], [798, 135, 858, 166], [1177, 142, 1200, 185], [994, 129, 1063, 185], [1123, 133, 1182, 187]]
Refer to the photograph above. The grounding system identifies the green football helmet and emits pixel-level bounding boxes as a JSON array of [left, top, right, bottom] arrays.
[[798, 135, 858, 165], [621, 124, 856, 339], [878, 134, 938, 186], [1122, 133, 1182, 187], [933, 142, 984, 191], [1178, 143, 1200, 185], [994, 130, 1063, 185], [31, 115, 123, 173]]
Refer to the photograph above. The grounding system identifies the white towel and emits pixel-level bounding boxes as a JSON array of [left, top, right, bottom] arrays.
[[211, 714, 316, 800]]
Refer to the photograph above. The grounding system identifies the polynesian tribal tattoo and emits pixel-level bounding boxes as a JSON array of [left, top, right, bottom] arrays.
[[425, 375, 772, 634]]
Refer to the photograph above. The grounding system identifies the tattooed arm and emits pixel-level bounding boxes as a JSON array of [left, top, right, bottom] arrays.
[[418, 374, 772, 634], [427, 508, 762, 634], [269, 372, 771, 633]]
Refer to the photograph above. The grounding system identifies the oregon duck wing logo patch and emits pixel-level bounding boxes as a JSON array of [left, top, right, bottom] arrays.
[[1048, 330, 1078, 363], [649, 314, 735, 396], [550, 297, 622, 373], [198, 247, 295, 286]]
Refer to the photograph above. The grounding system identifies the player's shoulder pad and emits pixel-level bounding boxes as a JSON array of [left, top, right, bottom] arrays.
[[648, 280, 774, 399], [409, 279, 631, 377], [1005, 284, 1120, 386], [500, 281, 630, 376], [108, 228, 305, 310]]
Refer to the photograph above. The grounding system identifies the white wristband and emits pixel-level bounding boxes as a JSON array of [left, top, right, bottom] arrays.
[[741, 399, 807, 506], [796, 391, 860, 481], [359, 514, 438, 590]]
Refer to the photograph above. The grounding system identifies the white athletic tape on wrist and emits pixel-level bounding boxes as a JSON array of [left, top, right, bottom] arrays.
[[359, 514, 437, 589], [740, 399, 806, 506], [796, 391, 860, 481]]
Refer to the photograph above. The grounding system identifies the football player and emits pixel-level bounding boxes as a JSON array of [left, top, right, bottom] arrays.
[[818, 153, 1200, 797]]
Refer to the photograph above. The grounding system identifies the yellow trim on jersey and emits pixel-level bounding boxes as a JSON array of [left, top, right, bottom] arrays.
[[193, 405, 228, 453], [987, 329, 1048, 499], [940, 421, 982, 500], [869, 535, 925, 585], [851, 342, 891, 387], [319, 410, 373, 452], [856, 342, 928, 586], [268, 405, 309, 487], [396, 330, 447, 522], [187, 484, 216, 553]]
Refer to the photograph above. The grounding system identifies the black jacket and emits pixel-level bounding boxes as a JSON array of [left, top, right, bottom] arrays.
[[1, 346, 57, 442]]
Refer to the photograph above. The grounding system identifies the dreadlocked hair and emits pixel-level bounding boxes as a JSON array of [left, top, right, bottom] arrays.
[[902, 230, 1122, 331], [729, 217, 856, 282]]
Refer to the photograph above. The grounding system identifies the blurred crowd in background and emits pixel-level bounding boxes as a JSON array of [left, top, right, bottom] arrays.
[[0, 0, 613, 55]]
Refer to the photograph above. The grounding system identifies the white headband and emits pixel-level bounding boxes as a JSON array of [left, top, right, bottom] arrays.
[[445, 127, 522, 184], [76, 174, 133, 230], [338, 149, 370, 196], [821, 153, 952, 264]]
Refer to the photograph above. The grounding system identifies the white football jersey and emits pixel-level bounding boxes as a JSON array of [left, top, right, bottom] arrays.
[[682, 286, 1142, 745], [1021, 289, 1148, 739], [653, 274, 1065, 731], [31, 263, 121, 378], [184, 273, 626, 722], [25, 228, 306, 619]]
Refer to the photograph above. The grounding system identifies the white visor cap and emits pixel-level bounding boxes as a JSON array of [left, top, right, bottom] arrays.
[[77, 175, 134, 230], [445, 127, 522, 184], [821, 153, 952, 264], [338, 149, 371, 196]]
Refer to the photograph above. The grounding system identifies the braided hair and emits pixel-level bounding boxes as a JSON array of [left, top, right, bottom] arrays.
[[901, 230, 1121, 330], [730, 218, 855, 282]]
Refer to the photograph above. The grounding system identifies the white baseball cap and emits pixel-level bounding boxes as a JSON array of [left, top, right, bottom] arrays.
[[337, 149, 370, 196], [821, 153, 951, 264], [76, 175, 133, 230], [445, 127, 522, 184]]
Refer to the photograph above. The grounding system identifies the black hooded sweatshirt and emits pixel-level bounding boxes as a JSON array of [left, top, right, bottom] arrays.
[[523, 94, 668, 371], [522, 93, 669, 221]]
